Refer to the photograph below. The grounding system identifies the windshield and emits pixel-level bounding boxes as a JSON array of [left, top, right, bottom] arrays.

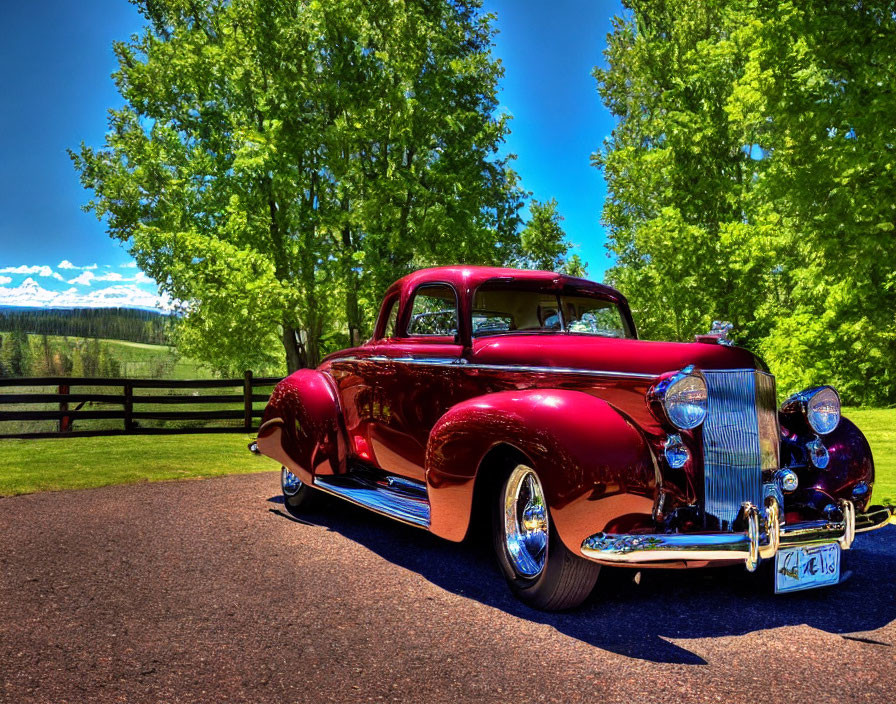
[[471, 282, 633, 339]]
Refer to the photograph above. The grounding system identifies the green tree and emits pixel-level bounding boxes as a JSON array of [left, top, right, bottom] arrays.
[[1, 331, 31, 377], [594, 0, 896, 404], [518, 198, 588, 276], [73, 0, 525, 374]]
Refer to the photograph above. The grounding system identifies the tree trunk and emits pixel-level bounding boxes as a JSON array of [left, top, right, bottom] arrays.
[[342, 223, 362, 347], [281, 324, 305, 374]]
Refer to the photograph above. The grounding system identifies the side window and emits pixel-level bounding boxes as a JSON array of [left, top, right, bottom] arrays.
[[406, 284, 458, 337]]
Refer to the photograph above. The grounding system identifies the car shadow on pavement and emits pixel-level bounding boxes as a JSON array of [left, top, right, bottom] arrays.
[[267, 494, 896, 665]]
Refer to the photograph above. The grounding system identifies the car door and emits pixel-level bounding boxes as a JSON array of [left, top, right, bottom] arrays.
[[365, 282, 466, 481]]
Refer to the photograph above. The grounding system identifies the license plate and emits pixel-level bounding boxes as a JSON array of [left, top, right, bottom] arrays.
[[775, 543, 841, 594]]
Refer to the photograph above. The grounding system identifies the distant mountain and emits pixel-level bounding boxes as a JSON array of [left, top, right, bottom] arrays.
[[0, 277, 172, 312]]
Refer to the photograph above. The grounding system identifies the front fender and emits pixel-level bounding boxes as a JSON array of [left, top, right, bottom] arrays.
[[425, 389, 659, 551], [256, 369, 347, 483], [784, 416, 875, 515]]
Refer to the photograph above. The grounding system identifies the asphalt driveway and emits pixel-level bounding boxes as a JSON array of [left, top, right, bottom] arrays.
[[1, 472, 894, 703]]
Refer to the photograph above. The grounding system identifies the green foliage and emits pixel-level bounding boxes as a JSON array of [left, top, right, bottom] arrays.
[[1, 331, 31, 377], [0, 308, 169, 345], [595, 0, 896, 404], [72, 0, 531, 374], [518, 198, 589, 276], [0, 334, 202, 380]]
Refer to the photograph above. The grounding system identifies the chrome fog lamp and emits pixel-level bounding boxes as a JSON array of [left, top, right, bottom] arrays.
[[782, 386, 841, 436], [664, 434, 690, 468], [651, 366, 708, 430], [807, 437, 830, 469]]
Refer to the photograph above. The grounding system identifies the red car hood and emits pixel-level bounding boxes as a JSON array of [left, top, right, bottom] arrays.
[[470, 334, 762, 377]]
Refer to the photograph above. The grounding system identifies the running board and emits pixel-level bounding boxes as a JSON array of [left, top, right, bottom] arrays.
[[313, 470, 431, 528]]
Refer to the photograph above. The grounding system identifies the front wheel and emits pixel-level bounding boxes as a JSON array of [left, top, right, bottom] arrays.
[[281, 466, 316, 514], [492, 464, 601, 611]]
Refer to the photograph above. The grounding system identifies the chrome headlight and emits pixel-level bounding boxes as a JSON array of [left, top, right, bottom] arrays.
[[781, 386, 841, 435], [651, 366, 708, 430]]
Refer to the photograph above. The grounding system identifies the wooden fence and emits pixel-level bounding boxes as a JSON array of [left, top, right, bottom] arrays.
[[0, 372, 281, 439]]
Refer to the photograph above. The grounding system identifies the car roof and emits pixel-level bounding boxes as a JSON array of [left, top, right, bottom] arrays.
[[388, 266, 625, 302]]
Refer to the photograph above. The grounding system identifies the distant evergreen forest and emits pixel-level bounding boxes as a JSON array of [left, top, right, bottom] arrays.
[[0, 308, 170, 345]]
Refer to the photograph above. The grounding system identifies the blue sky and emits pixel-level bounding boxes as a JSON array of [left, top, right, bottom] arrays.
[[0, 0, 622, 309]]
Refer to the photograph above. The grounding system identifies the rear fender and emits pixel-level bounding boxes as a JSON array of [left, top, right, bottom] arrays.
[[256, 369, 347, 483], [425, 389, 659, 551]]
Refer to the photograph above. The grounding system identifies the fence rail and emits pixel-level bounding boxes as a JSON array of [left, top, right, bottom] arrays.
[[0, 371, 281, 439]]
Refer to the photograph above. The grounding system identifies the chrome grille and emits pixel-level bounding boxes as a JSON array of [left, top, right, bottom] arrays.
[[702, 370, 779, 528]]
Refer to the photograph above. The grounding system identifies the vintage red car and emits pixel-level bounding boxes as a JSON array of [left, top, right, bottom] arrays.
[[255, 266, 895, 610]]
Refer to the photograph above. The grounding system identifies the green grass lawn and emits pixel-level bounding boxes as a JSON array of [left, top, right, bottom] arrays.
[[844, 407, 895, 505], [0, 434, 277, 496], [0, 409, 892, 501]]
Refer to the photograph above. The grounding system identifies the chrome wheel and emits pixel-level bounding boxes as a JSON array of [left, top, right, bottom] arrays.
[[281, 466, 303, 496], [503, 465, 549, 578]]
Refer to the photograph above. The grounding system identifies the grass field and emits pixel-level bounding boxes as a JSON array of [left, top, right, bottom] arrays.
[[25, 334, 210, 379], [0, 434, 275, 496], [844, 407, 895, 504], [0, 408, 892, 502]]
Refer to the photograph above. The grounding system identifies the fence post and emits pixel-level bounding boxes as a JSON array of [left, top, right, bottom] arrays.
[[124, 381, 134, 433], [243, 370, 253, 431], [58, 384, 70, 433]]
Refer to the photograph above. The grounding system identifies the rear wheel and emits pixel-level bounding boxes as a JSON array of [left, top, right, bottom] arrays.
[[281, 466, 316, 514], [492, 464, 601, 611]]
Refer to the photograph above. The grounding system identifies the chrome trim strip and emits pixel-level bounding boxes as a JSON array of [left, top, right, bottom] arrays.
[[580, 500, 893, 567], [336, 357, 773, 382], [312, 474, 431, 529], [332, 355, 662, 379], [458, 362, 656, 378]]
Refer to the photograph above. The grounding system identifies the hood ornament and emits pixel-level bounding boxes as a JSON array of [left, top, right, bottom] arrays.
[[695, 321, 734, 346]]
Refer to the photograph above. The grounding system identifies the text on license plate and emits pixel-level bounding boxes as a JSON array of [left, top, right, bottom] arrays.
[[775, 543, 841, 594]]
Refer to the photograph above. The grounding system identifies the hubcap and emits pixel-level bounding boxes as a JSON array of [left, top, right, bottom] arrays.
[[281, 467, 303, 496], [503, 466, 549, 578]]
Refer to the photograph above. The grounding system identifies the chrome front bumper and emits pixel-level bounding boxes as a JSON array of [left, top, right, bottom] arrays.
[[581, 500, 896, 570]]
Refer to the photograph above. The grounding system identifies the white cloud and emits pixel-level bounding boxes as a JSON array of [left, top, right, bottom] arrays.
[[95, 272, 124, 282], [68, 271, 96, 286], [0, 276, 11, 285], [0, 265, 55, 277], [134, 271, 155, 284], [0, 277, 173, 312], [52, 272, 64, 281], [57, 261, 98, 271], [121, 261, 138, 269]]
